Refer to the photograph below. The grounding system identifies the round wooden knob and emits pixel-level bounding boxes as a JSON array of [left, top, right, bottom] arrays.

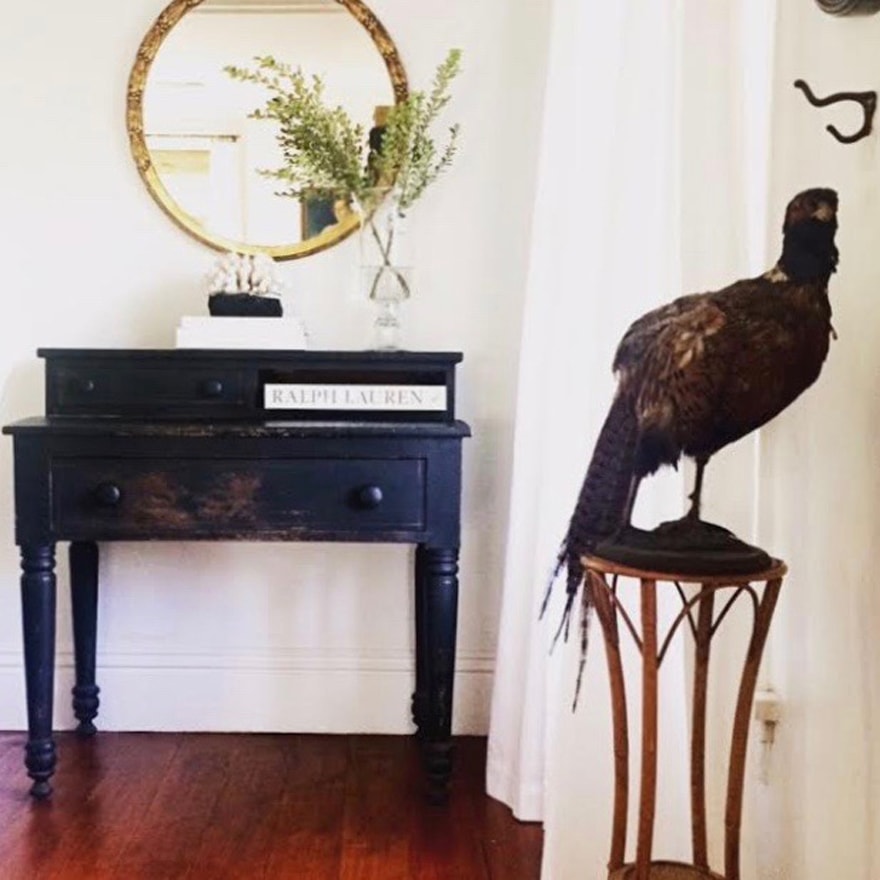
[[202, 379, 224, 397], [356, 485, 383, 509], [93, 482, 122, 507]]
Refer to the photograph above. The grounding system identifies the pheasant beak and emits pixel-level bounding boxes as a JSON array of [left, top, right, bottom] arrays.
[[783, 187, 838, 232]]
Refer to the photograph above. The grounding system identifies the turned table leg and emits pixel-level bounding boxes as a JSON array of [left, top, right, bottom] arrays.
[[412, 544, 429, 733], [70, 541, 100, 736], [20, 542, 57, 799], [417, 544, 459, 803]]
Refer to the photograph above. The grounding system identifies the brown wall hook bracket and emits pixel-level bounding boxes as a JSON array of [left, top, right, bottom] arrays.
[[794, 79, 877, 144]]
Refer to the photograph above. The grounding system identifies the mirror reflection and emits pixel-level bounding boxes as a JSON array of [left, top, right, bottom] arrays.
[[135, 0, 403, 258]]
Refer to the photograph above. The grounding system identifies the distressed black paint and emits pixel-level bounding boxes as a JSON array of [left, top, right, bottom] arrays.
[[20, 543, 57, 798], [5, 349, 470, 800], [70, 541, 100, 736]]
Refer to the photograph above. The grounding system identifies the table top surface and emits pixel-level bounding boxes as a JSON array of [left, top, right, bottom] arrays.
[[4, 417, 472, 438], [37, 348, 464, 364]]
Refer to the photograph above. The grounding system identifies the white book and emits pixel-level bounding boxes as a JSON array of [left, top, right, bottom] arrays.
[[175, 317, 308, 350]]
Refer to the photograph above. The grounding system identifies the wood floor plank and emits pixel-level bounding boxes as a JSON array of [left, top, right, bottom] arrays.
[[0, 732, 543, 880], [481, 797, 543, 880], [41, 733, 182, 880], [451, 737, 543, 880], [0, 731, 53, 879], [339, 735, 418, 880], [177, 733, 289, 880], [262, 734, 349, 880], [467, 740, 542, 880], [0, 732, 181, 880], [110, 733, 242, 879], [0, 731, 22, 769], [407, 739, 489, 880], [0, 731, 31, 808]]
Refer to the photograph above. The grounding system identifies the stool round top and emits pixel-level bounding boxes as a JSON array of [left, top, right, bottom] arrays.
[[609, 862, 725, 880], [583, 554, 787, 584]]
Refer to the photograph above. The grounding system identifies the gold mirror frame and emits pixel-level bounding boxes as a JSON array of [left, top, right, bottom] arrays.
[[126, 0, 408, 260]]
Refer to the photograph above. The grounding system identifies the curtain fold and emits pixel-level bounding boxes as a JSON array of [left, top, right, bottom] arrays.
[[487, 0, 688, 827], [487, 2, 778, 877]]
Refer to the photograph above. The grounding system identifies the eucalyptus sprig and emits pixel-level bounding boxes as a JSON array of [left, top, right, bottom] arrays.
[[224, 48, 462, 214], [224, 56, 367, 202], [372, 49, 461, 212]]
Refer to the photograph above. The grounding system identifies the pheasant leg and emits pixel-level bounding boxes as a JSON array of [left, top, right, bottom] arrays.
[[687, 456, 709, 520], [618, 475, 642, 534]]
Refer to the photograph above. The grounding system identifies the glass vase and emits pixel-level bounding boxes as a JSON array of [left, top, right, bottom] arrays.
[[358, 190, 413, 350]]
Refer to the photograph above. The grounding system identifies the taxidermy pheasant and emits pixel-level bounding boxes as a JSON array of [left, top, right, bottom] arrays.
[[546, 187, 840, 639]]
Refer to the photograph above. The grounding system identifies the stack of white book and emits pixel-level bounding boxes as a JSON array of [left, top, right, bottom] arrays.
[[175, 316, 308, 350]]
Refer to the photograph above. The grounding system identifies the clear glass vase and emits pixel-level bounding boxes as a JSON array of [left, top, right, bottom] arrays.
[[358, 190, 413, 350]]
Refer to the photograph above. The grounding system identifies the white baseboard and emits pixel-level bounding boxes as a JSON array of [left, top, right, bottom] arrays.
[[0, 649, 494, 735]]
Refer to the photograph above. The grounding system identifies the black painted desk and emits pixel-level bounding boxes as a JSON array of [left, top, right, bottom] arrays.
[[4, 349, 469, 800]]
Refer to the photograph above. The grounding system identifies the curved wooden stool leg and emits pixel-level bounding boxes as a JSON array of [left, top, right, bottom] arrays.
[[691, 589, 715, 872], [724, 576, 783, 880], [590, 571, 629, 873], [635, 579, 658, 880], [584, 556, 785, 880]]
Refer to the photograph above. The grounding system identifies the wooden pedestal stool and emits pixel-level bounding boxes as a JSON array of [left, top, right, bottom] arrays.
[[583, 555, 786, 880]]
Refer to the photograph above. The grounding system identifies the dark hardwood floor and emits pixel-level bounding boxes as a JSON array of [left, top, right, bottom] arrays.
[[0, 733, 542, 879]]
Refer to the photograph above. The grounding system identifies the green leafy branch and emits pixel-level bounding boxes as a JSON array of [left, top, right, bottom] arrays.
[[224, 48, 462, 214], [224, 56, 366, 202], [372, 49, 461, 211]]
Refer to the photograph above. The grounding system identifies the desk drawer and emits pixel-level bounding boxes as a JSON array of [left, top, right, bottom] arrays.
[[52, 457, 425, 537], [48, 364, 246, 416]]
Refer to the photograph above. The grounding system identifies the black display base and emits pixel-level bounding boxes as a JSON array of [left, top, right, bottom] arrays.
[[208, 293, 283, 317], [594, 517, 772, 576]]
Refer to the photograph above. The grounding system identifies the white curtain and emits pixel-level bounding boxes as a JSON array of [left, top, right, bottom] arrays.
[[486, 1, 778, 878]]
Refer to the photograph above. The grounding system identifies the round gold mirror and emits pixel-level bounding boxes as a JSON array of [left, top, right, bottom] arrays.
[[127, 0, 407, 260]]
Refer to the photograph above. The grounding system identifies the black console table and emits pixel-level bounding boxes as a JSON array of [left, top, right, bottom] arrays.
[[4, 349, 469, 800]]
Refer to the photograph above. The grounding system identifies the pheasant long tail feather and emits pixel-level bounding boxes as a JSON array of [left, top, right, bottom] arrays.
[[542, 393, 639, 655]]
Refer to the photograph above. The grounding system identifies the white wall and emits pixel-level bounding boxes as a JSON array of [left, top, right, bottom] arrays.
[[673, 4, 880, 878], [752, 4, 880, 878], [665, 6, 880, 877], [0, 0, 549, 734]]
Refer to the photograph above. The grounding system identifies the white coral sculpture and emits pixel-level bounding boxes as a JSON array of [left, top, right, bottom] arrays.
[[206, 252, 283, 296]]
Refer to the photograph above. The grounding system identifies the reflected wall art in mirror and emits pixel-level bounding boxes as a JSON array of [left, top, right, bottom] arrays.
[[127, 0, 408, 260]]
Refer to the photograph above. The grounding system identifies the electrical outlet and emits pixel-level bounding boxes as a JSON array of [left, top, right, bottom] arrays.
[[754, 688, 781, 747], [754, 689, 782, 785], [753, 688, 781, 724]]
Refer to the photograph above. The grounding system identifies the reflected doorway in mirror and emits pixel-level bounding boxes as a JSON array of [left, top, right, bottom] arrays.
[[146, 133, 244, 238]]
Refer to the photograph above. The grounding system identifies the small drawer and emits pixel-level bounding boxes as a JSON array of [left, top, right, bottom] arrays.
[[51, 457, 426, 538], [48, 364, 245, 416]]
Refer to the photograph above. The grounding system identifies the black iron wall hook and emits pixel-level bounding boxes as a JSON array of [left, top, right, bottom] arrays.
[[794, 79, 877, 144], [815, 0, 880, 15]]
